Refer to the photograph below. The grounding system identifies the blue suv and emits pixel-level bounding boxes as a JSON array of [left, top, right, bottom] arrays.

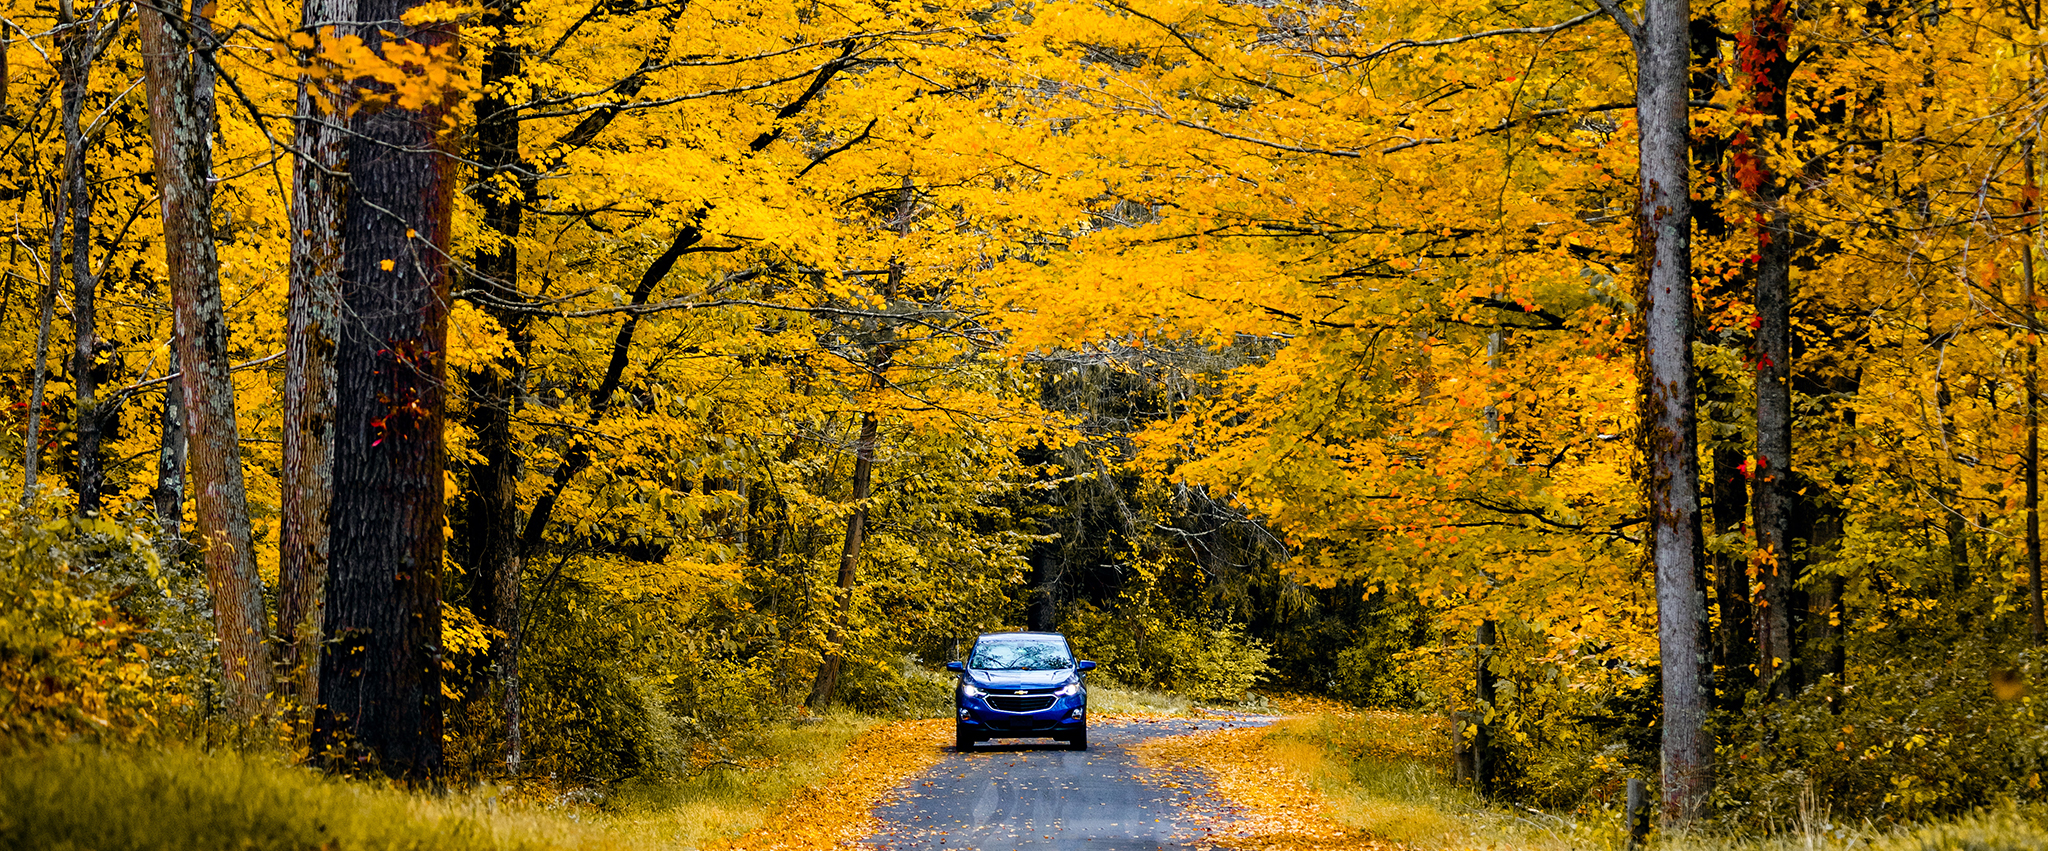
[[947, 631, 1096, 751]]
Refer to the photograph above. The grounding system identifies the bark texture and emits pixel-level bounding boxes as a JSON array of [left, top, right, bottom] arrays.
[[277, 0, 354, 722], [311, 1, 458, 782], [139, 0, 274, 723], [1619, 0, 1711, 820]]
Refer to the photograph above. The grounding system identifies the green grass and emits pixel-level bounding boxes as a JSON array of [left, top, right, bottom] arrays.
[[0, 713, 878, 851]]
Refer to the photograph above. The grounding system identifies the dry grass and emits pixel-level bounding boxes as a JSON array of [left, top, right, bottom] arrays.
[[720, 718, 950, 850], [0, 713, 948, 851], [1092, 681, 1198, 717], [1137, 709, 1618, 851]]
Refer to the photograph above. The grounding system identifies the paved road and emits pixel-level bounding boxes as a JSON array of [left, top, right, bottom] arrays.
[[860, 715, 1273, 851]]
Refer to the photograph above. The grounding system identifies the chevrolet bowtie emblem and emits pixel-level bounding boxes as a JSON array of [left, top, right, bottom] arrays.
[[1014, 690, 1027, 695]]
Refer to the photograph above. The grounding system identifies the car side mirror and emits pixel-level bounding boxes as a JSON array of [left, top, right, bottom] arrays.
[[1075, 660, 1097, 672], [945, 661, 964, 672]]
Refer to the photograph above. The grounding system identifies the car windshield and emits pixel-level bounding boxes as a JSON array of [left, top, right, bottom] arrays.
[[969, 639, 1072, 671]]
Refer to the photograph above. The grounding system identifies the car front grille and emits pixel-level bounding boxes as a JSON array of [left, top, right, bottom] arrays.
[[986, 694, 1057, 713]]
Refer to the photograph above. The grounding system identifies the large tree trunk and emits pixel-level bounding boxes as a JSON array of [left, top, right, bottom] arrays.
[[310, 0, 459, 782], [139, 0, 274, 724], [808, 410, 879, 710], [277, 0, 354, 728], [1607, 0, 1710, 821]]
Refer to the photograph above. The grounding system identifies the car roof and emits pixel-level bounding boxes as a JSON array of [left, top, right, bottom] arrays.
[[975, 631, 1066, 641]]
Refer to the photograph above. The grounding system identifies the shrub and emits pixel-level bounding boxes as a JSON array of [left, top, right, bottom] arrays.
[[1714, 643, 2048, 826], [0, 498, 202, 751], [1060, 599, 1272, 701]]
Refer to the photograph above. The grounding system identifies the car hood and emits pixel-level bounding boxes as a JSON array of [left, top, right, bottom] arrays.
[[968, 669, 1076, 689]]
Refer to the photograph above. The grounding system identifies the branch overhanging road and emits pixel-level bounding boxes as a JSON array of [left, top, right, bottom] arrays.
[[861, 715, 1277, 851]]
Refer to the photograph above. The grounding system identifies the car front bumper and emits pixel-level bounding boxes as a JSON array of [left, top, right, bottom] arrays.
[[957, 693, 1086, 737]]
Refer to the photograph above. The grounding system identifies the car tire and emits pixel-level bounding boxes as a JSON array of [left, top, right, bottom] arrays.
[[1067, 725, 1088, 751], [956, 723, 977, 752]]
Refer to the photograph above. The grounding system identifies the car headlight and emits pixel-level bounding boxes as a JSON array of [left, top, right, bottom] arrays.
[[960, 683, 983, 698], [1055, 682, 1080, 697]]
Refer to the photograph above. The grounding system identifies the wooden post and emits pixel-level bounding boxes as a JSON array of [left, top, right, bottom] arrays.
[[1624, 778, 1652, 850]]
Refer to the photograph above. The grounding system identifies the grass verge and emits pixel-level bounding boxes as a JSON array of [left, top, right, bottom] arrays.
[[1137, 709, 1610, 850], [1149, 708, 2048, 851], [0, 714, 947, 851]]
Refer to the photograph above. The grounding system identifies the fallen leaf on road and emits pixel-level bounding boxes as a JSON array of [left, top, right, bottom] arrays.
[[725, 718, 949, 851], [1137, 725, 1399, 851]]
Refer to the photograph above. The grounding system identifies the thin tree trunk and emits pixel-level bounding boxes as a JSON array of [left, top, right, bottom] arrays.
[[139, 0, 274, 723], [1602, 0, 1710, 821], [153, 379, 185, 552], [1711, 442, 1753, 707], [808, 410, 879, 710], [1740, 0, 1798, 703], [1472, 619, 1497, 796], [311, 0, 459, 782], [464, 0, 532, 771], [2026, 144, 2045, 648], [1752, 195, 1795, 699], [21, 180, 59, 504], [63, 17, 102, 514], [1935, 376, 1971, 594], [276, 0, 354, 728]]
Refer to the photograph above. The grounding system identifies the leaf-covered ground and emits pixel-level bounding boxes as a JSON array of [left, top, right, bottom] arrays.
[[725, 718, 954, 851], [1138, 720, 1398, 851]]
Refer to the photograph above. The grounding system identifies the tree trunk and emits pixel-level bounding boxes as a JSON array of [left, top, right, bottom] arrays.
[[1711, 443, 1753, 707], [153, 379, 186, 554], [808, 410, 879, 711], [1741, 0, 1798, 703], [2026, 145, 2045, 648], [1752, 197, 1795, 700], [21, 180, 59, 504], [63, 17, 102, 515], [277, 0, 353, 728], [1935, 376, 1971, 594], [310, 0, 459, 782], [139, 0, 274, 724], [1613, 0, 1710, 821], [1472, 619, 1497, 796], [463, 0, 532, 772]]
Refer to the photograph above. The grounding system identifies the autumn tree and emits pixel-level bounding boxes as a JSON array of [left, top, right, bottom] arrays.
[[139, 0, 273, 724], [310, 0, 463, 781]]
